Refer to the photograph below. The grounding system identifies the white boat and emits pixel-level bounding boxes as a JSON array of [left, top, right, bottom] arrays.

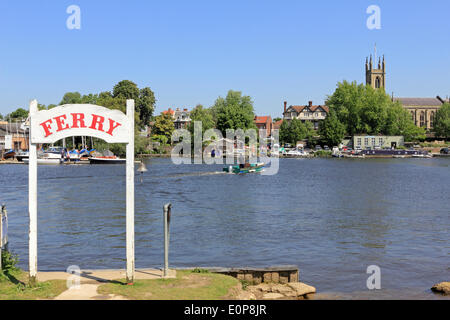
[[412, 153, 433, 158], [332, 147, 343, 158], [15, 150, 29, 162], [286, 149, 310, 158], [23, 158, 63, 165], [23, 149, 63, 165]]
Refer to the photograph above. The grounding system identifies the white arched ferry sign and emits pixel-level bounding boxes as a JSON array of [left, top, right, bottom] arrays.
[[31, 104, 131, 144], [28, 99, 136, 283]]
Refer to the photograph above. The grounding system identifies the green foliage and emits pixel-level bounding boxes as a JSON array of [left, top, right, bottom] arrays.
[[1, 250, 19, 274], [280, 118, 314, 145], [326, 81, 425, 141], [6, 108, 28, 120], [60, 92, 82, 105], [239, 279, 250, 290], [113, 80, 140, 100], [137, 87, 156, 128], [433, 103, 450, 139], [135, 135, 151, 155], [152, 113, 175, 143], [314, 150, 332, 157], [191, 268, 210, 274], [318, 110, 346, 146], [214, 90, 256, 134], [188, 104, 215, 135], [92, 133, 151, 157]]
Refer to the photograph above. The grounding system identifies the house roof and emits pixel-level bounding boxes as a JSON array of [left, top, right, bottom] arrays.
[[287, 105, 329, 113], [393, 97, 443, 107], [162, 108, 175, 115], [273, 119, 283, 130], [254, 116, 272, 124], [0, 123, 27, 136]]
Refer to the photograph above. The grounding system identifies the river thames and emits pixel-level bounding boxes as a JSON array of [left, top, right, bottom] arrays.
[[0, 158, 449, 299]]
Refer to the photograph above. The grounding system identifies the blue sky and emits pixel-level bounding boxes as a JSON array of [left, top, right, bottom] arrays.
[[1, 0, 449, 118]]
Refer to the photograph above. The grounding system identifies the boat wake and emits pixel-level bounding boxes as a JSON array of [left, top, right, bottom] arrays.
[[164, 171, 226, 178]]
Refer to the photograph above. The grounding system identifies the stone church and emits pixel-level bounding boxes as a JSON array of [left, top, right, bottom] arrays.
[[365, 53, 446, 131]]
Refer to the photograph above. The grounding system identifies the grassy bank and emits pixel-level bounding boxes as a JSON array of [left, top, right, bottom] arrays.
[[97, 269, 240, 300], [0, 250, 66, 300], [0, 269, 67, 300]]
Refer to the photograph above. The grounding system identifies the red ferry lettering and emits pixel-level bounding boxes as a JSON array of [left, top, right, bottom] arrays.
[[71, 113, 87, 128], [38, 113, 123, 137], [89, 114, 105, 132], [54, 114, 70, 132], [106, 119, 122, 136], [39, 119, 53, 137]]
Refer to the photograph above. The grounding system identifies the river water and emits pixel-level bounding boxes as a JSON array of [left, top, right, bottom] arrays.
[[0, 158, 449, 299]]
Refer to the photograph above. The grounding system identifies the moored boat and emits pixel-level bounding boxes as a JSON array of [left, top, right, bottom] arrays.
[[223, 162, 265, 174], [89, 156, 126, 164], [23, 158, 63, 165], [2, 150, 15, 160], [15, 150, 29, 162]]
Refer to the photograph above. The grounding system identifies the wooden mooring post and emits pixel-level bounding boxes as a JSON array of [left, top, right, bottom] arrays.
[[0, 204, 8, 271], [163, 203, 172, 278]]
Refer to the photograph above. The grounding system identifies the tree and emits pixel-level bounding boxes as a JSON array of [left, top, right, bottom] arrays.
[[60, 92, 82, 105], [280, 119, 314, 145], [137, 87, 156, 127], [214, 90, 256, 134], [318, 110, 346, 146], [326, 80, 425, 141], [0, 113, 3, 120], [80, 93, 99, 104], [7, 108, 28, 120], [433, 103, 450, 139], [152, 113, 175, 144], [113, 80, 140, 100], [188, 104, 215, 135]]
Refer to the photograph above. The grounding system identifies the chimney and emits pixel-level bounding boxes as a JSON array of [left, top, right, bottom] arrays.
[[284, 101, 287, 113], [308, 101, 312, 107]]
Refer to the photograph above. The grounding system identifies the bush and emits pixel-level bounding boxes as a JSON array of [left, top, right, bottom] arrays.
[[1, 250, 19, 274], [191, 268, 210, 274], [314, 150, 332, 158]]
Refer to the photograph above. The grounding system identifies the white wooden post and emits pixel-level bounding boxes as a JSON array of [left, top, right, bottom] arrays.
[[126, 99, 135, 283], [28, 100, 38, 284]]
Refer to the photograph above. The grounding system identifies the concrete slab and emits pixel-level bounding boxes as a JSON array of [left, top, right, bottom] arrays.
[[38, 268, 177, 284]]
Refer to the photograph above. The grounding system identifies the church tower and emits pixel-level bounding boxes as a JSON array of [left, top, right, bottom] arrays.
[[365, 54, 385, 90]]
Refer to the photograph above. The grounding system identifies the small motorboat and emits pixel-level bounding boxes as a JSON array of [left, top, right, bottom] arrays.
[[23, 148, 63, 165], [223, 162, 265, 174], [15, 150, 29, 162], [286, 148, 310, 158], [412, 153, 433, 158], [2, 149, 15, 160], [89, 156, 126, 164]]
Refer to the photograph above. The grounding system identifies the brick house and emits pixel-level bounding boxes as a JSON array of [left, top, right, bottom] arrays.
[[282, 101, 329, 130], [254, 116, 273, 137]]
